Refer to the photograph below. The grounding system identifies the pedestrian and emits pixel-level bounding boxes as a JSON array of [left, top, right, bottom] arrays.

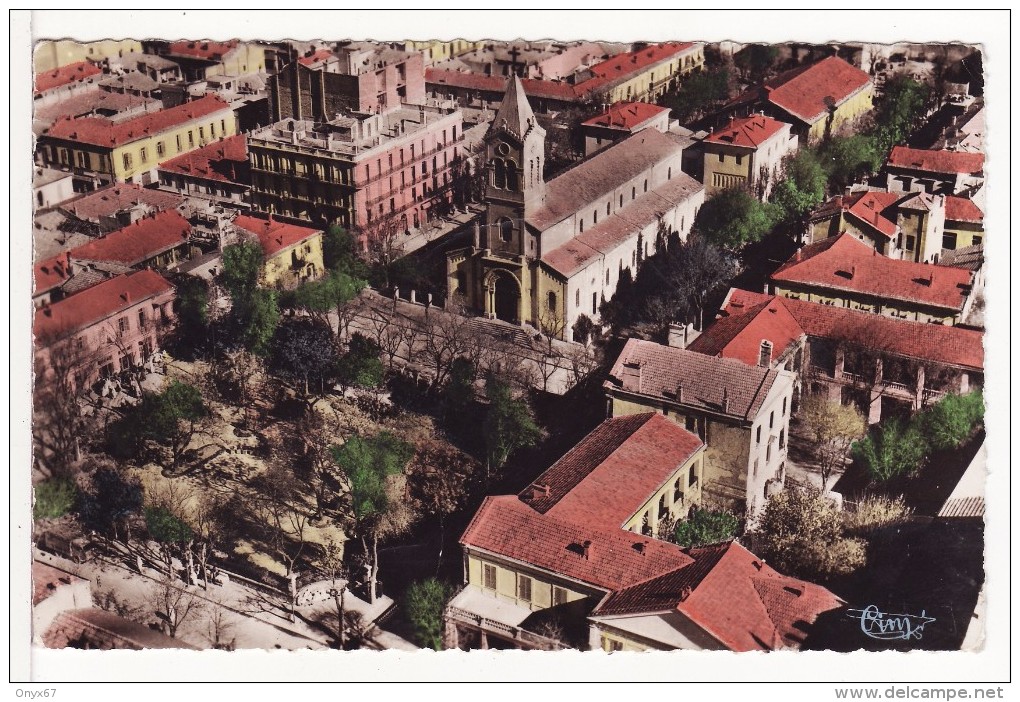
[[96, 574, 102, 588]]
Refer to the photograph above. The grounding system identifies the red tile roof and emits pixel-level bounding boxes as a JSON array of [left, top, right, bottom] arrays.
[[887, 146, 984, 175], [722, 288, 984, 370], [843, 191, 902, 238], [157, 133, 248, 184], [704, 114, 789, 148], [461, 495, 695, 592], [575, 42, 696, 95], [34, 252, 72, 296], [763, 56, 872, 124], [606, 338, 783, 422], [44, 94, 232, 148], [167, 39, 238, 61], [521, 414, 703, 530], [582, 101, 670, 130], [687, 293, 805, 367], [298, 48, 334, 66], [33, 561, 87, 606], [233, 213, 322, 258], [35, 61, 102, 94], [944, 195, 984, 223], [34, 269, 174, 342], [69, 210, 191, 267], [772, 233, 974, 313], [426, 68, 579, 101], [43, 609, 198, 650], [60, 184, 184, 222]]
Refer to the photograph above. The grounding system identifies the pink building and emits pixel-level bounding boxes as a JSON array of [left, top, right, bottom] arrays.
[[34, 269, 176, 392], [248, 102, 464, 245]]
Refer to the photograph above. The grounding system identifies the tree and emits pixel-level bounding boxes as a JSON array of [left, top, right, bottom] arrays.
[[404, 578, 452, 651], [821, 135, 883, 193], [149, 573, 204, 639], [571, 314, 598, 346], [79, 467, 143, 542], [220, 240, 264, 300], [236, 289, 280, 357], [359, 212, 406, 290], [33, 331, 98, 478], [136, 380, 207, 471], [483, 377, 542, 477], [442, 357, 477, 431], [270, 318, 338, 396], [33, 477, 78, 521], [416, 309, 473, 391], [662, 233, 739, 330], [289, 270, 366, 341], [172, 274, 212, 353], [770, 147, 828, 223], [693, 188, 780, 250], [322, 224, 366, 276], [852, 417, 928, 483], [332, 432, 415, 603], [872, 75, 930, 154], [661, 68, 732, 124], [754, 488, 867, 581], [734, 44, 780, 82], [919, 390, 984, 452], [246, 462, 311, 580], [317, 537, 350, 649], [336, 332, 385, 393], [212, 348, 264, 428], [673, 508, 741, 547], [799, 395, 867, 493], [144, 506, 193, 576]]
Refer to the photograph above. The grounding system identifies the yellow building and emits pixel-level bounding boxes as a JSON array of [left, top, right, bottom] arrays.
[[447, 412, 842, 651], [233, 213, 324, 289], [164, 40, 266, 81], [584, 42, 705, 104], [34, 39, 143, 73], [38, 94, 237, 186], [702, 114, 798, 199], [405, 39, 484, 65]]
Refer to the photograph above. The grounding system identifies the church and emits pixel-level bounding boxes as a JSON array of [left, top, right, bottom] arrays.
[[446, 76, 705, 342]]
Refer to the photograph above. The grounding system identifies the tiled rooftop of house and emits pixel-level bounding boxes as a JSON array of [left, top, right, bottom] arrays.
[[520, 413, 703, 530], [842, 191, 902, 238], [44, 94, 232, 147], [34, 252, 72, 296], [60, 184, 184, 222], [297, 48, 334, 67], [33, 561, 86, 606], [167, 39, 239, 61], [35, 61, 102, 94], [582, 102, 670, 131], [887, 146, 984, 175], [158, 133, 249, 184], [771, 233, 974, 313], [686, 294, 805, 368], [43, 609, 198, 650], [944, 195, 984, 223], [68, 210, 191, 267], [704, 114, 789, 148], [718, 288, 984, 371], [33, 90, 160, 133], [605, 338, 782, 422], [34, 269, 174, 342], [233, 213, 322, 258]]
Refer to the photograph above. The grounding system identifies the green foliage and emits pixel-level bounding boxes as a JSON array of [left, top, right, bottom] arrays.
[[174, 275, 209, 337], [443, 357, 477, 428], [919, 390, 984, 452], [673, 508, 740, 547], [144, 506, 194, 544], [821, 135, 884, 192], [872, 75, 930, 154], [799, 394, 867, 491], [270, 318, 338, 393], [483, 377, 542, 472], [145, 381, 206, 441], [851, 417, 928, 483], [755, 489, 867, 581], [290, 270, 366, 317], [693, 188, 780, 249], [332, 432, 413, 523], [34, 478, 78, 520], [79, 467, 143, 538], [662, 68, 731, 124], [770, 148, 829, 221], [571, 314, 598, 346], [336, 333, 384, 390], [322, 224, 366, 276], [404, 578, 452, 651], [843, 494, 912, 536], [220, 241, 264, 300], [734, 44, 780, 82], [237, 289, 280, 357]]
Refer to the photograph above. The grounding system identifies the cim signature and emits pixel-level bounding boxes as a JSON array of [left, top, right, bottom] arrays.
[[847, 605, 936, 641]]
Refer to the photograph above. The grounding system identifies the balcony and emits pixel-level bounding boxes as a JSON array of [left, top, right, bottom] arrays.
[[444, 586, 569, 651]]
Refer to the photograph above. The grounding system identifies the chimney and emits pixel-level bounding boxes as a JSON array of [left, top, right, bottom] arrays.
[[635, 541, 647, 556], [721, 387, 730, 413], [676, 382, 684, 404], [121, 291, 131, 303], [680, 586, 693, 601], [850, 265, 856, 279], [752, 560, 763, 571], [759, 340, 773, 368], [582, 540, 593, 560]]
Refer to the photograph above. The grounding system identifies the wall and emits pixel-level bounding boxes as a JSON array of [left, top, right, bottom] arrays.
[[466, 553, 593, 611], [621, 450, 705, 536], [262, 233, 325, 289], [34, 175, 76, 209], [942, 219, 983, 251], [805, 83, 874, 144], [773, 283, 963, 326], [34, 40, 143, 73], [703, 144, 752, 196]]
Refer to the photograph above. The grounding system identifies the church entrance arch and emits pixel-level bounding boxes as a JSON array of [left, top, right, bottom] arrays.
[[483, 269, 522, 325]]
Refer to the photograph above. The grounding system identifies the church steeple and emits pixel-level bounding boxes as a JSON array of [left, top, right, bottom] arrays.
[[490, 74, 538, 143], [486, 74, 546, 211]]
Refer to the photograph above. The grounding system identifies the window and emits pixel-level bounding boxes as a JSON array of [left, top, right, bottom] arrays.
[[606, 202, 611, 216], [620, 195, 624, 207], [117, 317, 130, 334], [138, 310, 147, 329], [770, 411, 774, 429], [199, 127, 205, 140], [658, 493, 667, 515], [973, 235, 982, 246], [176, 134, 182, 151], [673, 478, 682, 502], [689, 466, 697, 487], [753, 458, 758, 478], [593, 210, 598, 224], [140, 147, 148, 163], [718, 153, 724, 162], [579, 219, 584, 233], [605, 269, 610, 285], [592, 292, 597, 315], [779, 429, 786, 449], [76, 151, 88, 169], [547, 291, 557, 312], [668, 167, 672, 179], [552, 587, 568, 606], [188, 131, 194, 146], [643, 179, 648, 193], [782, 398, 787, 415], [766, 442, 772, 463], [942, 232, 958, 250], [756, 426, 762, 444], [210, 122, 216, 138], [156, 142, 165, 157], [575, 289, 580, 307], [632, 187, 636, 200], [736, 155, 743, 166], [221, 119, 226, 134], [483, 563, 497, 590], [905, 235, 916, 251], [122, 153, 132, 170], [517, 575, 532, 602], [499, 217, 513, 243], [603, 637, 624, 652]]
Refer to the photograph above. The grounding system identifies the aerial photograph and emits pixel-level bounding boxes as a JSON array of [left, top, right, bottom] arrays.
[[26, 14, 996, 676]]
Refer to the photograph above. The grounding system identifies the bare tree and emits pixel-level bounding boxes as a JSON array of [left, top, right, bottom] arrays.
[[359, 212, 406, 290], [799, 393, 867, 493], [213, 349, 265, 428], [203, 594, 236, 650], [317, 537, 349, 649], [148, 573, 204, 639], [416, 309, 472, 391]]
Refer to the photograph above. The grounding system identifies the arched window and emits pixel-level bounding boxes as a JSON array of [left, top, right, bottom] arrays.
[[547, 291, 557, 312], [593, 210, 598, 224], [499, 217, 514, 243], [575, 289, 580, 307], [493, 159, 507, 189], [606, 202, 611, 216], [668, 167, 672, 180], [644, 179, 648, 193], [605, 269, 610, 285], [505, 159, 519, 191]]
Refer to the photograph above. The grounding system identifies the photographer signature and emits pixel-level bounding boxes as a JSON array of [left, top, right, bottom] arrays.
[[847, 605, 935, 641]]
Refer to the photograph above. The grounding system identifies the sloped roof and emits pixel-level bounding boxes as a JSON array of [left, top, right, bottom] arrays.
[[298, 48, 334, 67], [686, 294, 805, 367], [944, 195, 984, 223], [887, 146, 984, 175], [44, 94, 232, 148], [520, 413, 704, 529], [764, 56, 872, 124], [167, 39, 239, 61], [461, 495, 695, 592], [43, 609, 198, 650], [34, 269, 174, 342], [60, 183, 184, 222], [541, 170, 703, 278], [33, 561, 87, 606], [723, 288, 984, 371], [574, 42, 696, 95], [843, 191, 902, 238], [69, 210, 191, 267], [605, 338, 782, 422], [772, 233, 974, 313], [582, 101, 670, 131], [34, 252, 72, 296], [36, 61, 101, 94], [704, 114, 789, 148], [527, 128, 684, 233], [233, 213, 322, 257], [425, 69, 579, 101], [158, 133, 249, 184], [490, 74, 538, 142]]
